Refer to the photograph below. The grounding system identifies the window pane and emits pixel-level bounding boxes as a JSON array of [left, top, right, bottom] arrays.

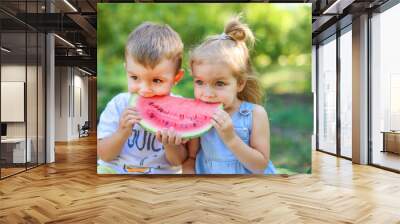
[[318, 36, 337, 154], [27, 30, 38, 169], [1, 7, 27, 178], [340, 29, 352, 158], [38, 32, 45, 165]]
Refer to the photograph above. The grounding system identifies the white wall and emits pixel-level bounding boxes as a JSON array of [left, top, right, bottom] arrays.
[[54, 67, 89, 141], [55, 67, 68, 141], [72, 73, 89, 138]]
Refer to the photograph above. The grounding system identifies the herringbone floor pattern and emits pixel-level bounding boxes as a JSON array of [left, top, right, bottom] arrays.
[[1, 135, 399, 223]]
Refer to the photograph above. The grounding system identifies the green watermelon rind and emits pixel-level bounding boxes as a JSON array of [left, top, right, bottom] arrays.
[[129, 94, 222, 139]]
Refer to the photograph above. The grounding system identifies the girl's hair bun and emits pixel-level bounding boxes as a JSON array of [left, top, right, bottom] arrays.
[[224, 15, 254, 46]]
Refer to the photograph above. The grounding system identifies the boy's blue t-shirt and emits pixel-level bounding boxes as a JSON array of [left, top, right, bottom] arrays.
[[97, 92, 181, 174]]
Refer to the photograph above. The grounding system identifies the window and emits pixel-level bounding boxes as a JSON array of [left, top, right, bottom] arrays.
[[0, 1, 47, 179], [371, 3, 400, 171], [339, 27, 352, 158], [317, 35, 337, 154]]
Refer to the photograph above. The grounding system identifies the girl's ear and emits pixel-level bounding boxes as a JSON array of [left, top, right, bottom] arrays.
[[238, 79, 246, 92], [174, 69, 184, 84]]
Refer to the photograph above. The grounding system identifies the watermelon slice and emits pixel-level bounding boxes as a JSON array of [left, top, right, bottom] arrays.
[[129, 94, 222, 138]]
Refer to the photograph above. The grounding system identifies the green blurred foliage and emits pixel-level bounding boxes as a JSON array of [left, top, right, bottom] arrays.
[[98, 3, 312, 174], [266, 94, 312, 174]]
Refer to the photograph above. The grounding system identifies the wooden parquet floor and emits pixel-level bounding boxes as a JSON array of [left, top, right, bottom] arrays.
[[1, 135, 400, 223]]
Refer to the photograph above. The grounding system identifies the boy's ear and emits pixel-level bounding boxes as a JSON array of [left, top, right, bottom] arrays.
[[174, 69, 184, 84]]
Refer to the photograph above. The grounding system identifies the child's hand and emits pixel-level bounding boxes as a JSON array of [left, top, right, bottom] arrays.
[[159, 128, 189, 166], [211, 109, 236, 143], [118, 106, 141, 135], [156, 128, 189, 146]]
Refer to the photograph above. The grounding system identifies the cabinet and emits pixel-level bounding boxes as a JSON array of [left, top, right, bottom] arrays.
[[382, 131, 400, 154]]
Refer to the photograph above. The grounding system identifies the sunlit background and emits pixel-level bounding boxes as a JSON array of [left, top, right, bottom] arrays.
[[98, 3, 312, 174]]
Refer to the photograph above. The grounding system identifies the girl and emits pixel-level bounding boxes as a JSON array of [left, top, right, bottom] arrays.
[[185, 16, 276, 174]]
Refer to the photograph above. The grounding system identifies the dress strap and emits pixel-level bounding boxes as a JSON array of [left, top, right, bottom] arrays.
[[238, 101, 254, 133], [238, 101, 254, 116]]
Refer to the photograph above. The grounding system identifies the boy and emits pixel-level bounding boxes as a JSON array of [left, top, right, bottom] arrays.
[[97, 22, 188, 174]]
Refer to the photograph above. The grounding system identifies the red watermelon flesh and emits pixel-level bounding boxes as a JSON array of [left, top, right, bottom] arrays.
[[129, 94, 222, 138]]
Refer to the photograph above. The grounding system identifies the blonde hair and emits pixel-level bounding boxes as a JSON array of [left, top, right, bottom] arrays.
[[125, 22, 183, 73], [190, 16, 263, 104]]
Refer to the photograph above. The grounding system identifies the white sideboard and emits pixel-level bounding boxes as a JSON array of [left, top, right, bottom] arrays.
[[1, 138, 32, 163]]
